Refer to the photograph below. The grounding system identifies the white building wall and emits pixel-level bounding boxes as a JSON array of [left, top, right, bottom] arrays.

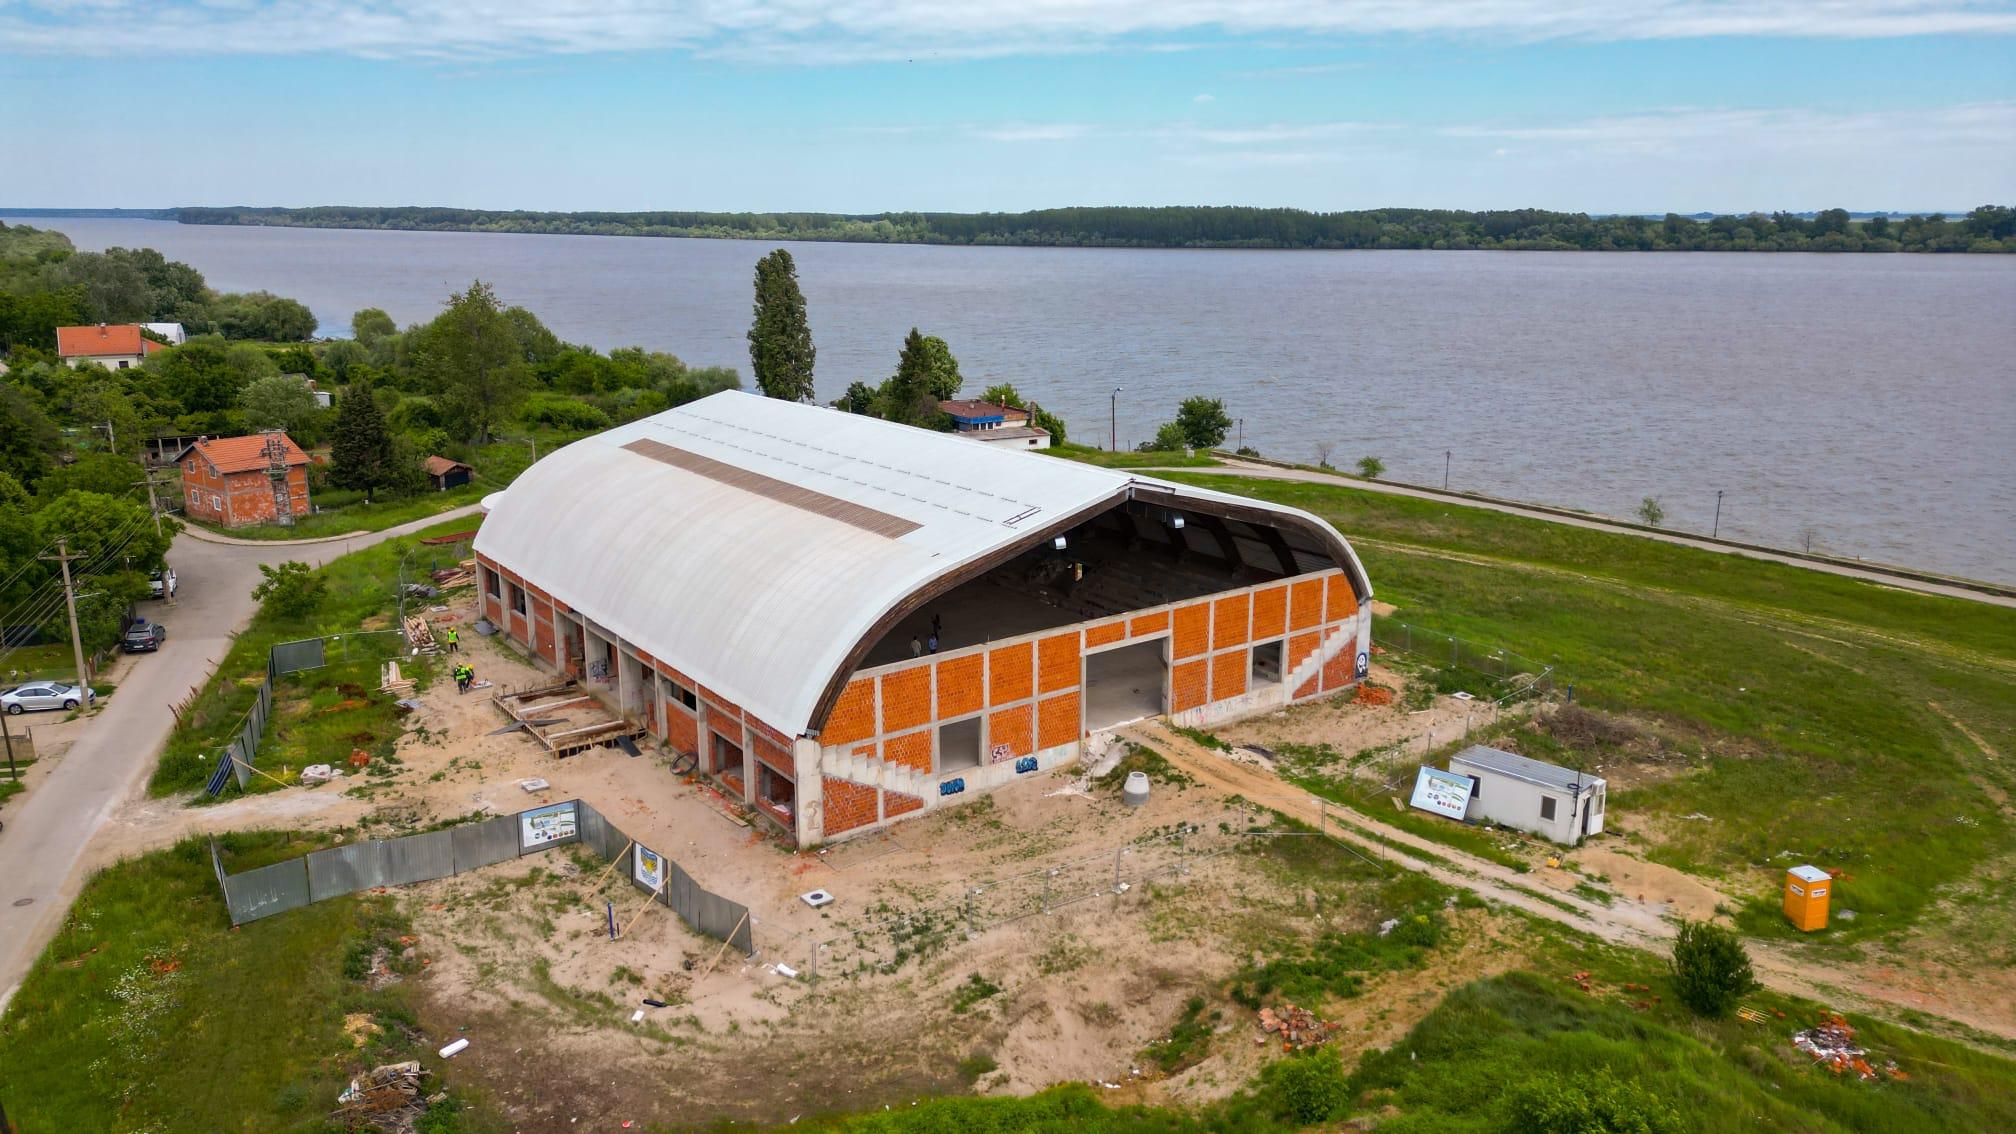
[[1449, 758, 1603, 846]]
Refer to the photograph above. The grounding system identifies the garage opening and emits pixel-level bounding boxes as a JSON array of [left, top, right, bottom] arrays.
[[1251, 640, 1283, 687], [938, 716, 982, 774], [756, 764, 795, 828], [1084, 640, 1167, 732]]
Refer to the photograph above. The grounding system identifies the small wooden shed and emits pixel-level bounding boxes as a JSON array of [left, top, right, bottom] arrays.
[[423, 455, 473, 492]]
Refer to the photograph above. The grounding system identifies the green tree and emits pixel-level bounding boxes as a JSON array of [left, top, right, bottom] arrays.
[[1356, 455, 1385, 480], [145, 338, 272, 416], [1028, 402, 1067, 445], [252, 561, 326, 620], [1635, 497, 1666, 527], [1504, 1069, 1683, 1134], [502, 306, 563, 363], [914, 334, 963, 401], [748, 249, 816, 401], [1173, 396, 1231, 449], [414, 281, 531, 442], [212, 291, 317, 341], [316, 339, 368, 383], [980, 383, 1025, 408], [32, 452, 144, 503], [329, 376, 400, 501], [241, 374, 322, 438], [833, 381, 877, 415], [877, 328, 951, 428], [1142, 421, 1190, 452], [1671, 920, 1757, 1018], [351, 307, 396, 346], [33, 490, 173, 572], [0, 381, 60, 488]]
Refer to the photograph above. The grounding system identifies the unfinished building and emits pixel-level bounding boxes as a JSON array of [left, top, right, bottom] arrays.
[[473, 391, 1372, 845]]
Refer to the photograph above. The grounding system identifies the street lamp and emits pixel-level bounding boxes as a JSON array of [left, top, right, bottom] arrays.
[[1444, 450, 1452, 491], [1712, 490, 1724, 539], [1109, 387, 1122, 452]]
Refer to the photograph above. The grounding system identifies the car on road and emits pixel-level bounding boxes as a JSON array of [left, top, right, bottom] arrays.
[[1, 681, 96, 714], [149, 567, 178, 599], [123, 620, 167, 653]]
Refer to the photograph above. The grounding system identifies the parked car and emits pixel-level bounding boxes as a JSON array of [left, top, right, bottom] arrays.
[[1, 682, 96, 714], [149, 567, 178, 599], [123, 620, 167, 653]]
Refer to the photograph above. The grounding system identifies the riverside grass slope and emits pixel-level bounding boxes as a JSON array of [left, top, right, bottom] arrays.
[[1148, 470, 2016, 944]]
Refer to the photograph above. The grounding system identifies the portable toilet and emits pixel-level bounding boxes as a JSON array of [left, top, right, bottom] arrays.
[[1783, 865, 1833, 932]]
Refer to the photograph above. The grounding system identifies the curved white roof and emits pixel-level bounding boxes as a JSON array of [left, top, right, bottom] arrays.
[[475, 391, 1369, 736]]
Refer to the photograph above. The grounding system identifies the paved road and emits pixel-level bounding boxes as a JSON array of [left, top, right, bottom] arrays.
[[1153, 460, 2015, 608], [0, 505, 482, 1006]]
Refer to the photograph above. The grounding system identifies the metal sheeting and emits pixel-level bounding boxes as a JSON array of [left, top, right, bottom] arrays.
[[452, 815, 521, 873], [271, 636, 327, 675], [474, 391, 1370, 735], [386, 829, 456, 886], [208, 800, 753, 955], [308, 841, 388, 902], [221, 858, 311, 924]]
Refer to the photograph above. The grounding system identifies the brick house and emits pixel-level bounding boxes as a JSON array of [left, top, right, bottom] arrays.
[[56, 323, 169, 370], [474, 391, 1373, 846], [174, 432, 313, 528]]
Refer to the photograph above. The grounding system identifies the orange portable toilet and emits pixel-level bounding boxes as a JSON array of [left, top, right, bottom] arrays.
[[1783, 865, 1832, 932]]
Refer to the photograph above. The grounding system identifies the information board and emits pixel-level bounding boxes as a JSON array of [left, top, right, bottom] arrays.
[[633, 845, 666, 892], [1408, 767, 1475, 820], [518, 801, 579, 850]]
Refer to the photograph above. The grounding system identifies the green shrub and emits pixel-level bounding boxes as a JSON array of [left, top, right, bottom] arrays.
[[251, 561, 326, 619], [1268, 1050, 1349, 1125], [1670, 920, 1756, 1018], [520, 393, 610, 430], [1503, 1069, 1683, 1134]]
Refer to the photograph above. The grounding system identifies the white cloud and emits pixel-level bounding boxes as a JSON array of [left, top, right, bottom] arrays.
[[1193, 92, 1215, 103], [3, 2, 2013, 62], [970, 123, 1093, 142], [1440, 102, 2016, 156]]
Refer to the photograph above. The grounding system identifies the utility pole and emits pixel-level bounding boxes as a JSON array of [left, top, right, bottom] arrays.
[[95, 419, 116, 453], [1109, 387, 1122, 452], [40, 538, 89, 688], [1237, 418, 1244, 451], [1444, 450, 1452, 491], [1712, 490, 1724, 539], [3, 709, 18, 782]]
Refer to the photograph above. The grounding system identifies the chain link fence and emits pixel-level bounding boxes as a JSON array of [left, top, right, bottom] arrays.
[[1371, 619, 1567, 707]]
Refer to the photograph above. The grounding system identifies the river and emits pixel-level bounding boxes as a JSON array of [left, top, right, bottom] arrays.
[[22, 217, 2016, 583]]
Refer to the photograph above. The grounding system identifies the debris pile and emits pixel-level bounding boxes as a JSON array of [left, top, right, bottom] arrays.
[[379, 660, 415, 695], [429, 560, 475, 589], [402, 616, 439, 653], [1256, 1003, 1337, 1050], [1792, 1015, 1903, 1080], [1354, 685, 1395, 706], [333, 1061, 434, 1131]]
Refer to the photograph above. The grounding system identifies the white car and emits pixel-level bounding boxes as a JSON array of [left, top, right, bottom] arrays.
[[149, 567, 178, 599], [2, 682, 97, 714]]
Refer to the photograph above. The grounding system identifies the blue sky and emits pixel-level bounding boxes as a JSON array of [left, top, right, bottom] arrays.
[[2, 2, 2012, 213]]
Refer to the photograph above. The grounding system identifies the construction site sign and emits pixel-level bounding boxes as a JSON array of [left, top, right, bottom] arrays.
[[1409, 766, 1475, 821], [519, 801, 579, 851], [633, 845, 667, 892]]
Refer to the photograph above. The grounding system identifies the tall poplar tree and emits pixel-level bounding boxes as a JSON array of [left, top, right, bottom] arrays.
[[748, 249, 815, 401]]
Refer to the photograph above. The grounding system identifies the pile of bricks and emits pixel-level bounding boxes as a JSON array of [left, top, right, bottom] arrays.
[[1256, 1003, 1337, 1051]]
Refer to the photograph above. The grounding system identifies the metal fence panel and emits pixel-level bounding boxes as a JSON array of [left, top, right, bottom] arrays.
[[452, 815, 520, 873], [385, 829, 457, 886], [271, 637, 327, 675], [223, 858, 311, 924], [577, 801, 628, 862], [307, 841, 388, 902], [229, 739, 252, 789]]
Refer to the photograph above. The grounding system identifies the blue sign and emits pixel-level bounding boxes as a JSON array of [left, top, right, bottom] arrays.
[[939, 777, 966, 796], [1014, 756, 1038, 775]]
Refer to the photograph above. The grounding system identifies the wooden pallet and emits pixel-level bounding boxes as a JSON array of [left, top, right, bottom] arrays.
[[490, 679, 645, 758]]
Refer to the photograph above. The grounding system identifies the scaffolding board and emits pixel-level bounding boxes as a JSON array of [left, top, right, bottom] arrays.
[[491, 679, 646, 759]]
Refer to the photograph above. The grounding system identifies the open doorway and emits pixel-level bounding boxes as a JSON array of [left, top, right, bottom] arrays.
[[1250, 640, 1283, 687], [938, 717, 981, 774], [756, 763, 795, 827], [1084, 640, 1167, 732]]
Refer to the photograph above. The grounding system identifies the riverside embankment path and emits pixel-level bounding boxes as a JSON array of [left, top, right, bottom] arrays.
[[1155, 458, 2015, 609], [0, 504, 483, 1008]]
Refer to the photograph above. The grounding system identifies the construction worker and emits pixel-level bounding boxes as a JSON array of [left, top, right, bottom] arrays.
[[455, 663, 473, 694], [444, 625, 459, 653]]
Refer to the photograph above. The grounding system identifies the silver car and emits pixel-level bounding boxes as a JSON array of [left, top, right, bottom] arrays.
[[1, 682, 97, 714]]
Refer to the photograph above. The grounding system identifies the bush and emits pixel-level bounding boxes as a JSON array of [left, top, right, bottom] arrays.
[[1671, 920, 1757, 1018], [1503, 1069, 1683, 1134], [251, 561, 326, 619], [520, 393, 610, 430], [1269, 1050, 1349, 1125]]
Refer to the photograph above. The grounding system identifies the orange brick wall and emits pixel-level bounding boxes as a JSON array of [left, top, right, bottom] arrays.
[[988, 642, 1033, 704], [1290, 578, 1325, 631], [1213, 593, 1251, 650], [884, 790, 924, 818], [1037, 692, 1080, 750], [1171, 658, 1209, 712], [879, 666, 933, 734], [936, 654, 984, 718], [1037, 634, 1079, 694], [989, 704, 1033, 760], [181, 459, 311, 529], [1172, 603, 1210, 659], [884, 729, 933, 774], [823, 777, 880, 835], [1211, 650, 1248, 701], [664, 705, 698, 755], [1085, 621, 1127, 648], [1252, 585, 1287, 640], [823, 679, 877, 747]]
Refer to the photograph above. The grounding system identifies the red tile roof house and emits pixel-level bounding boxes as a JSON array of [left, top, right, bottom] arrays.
[[174, 432, 313, 528], [56, 323, 170, 370]]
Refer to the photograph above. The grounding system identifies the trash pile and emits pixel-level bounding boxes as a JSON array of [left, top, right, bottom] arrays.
[[1792, 1014, 1906, 1080], [1256, 1003, 1337, 1050], [333, 1062, 440, 1132]]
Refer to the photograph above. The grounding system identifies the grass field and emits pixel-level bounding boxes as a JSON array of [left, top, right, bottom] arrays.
[[1042, 442, 1223, 469], [149, 516, 477, 796], [0, 832, 497, 1133], [1151, 472, 2016, 942]]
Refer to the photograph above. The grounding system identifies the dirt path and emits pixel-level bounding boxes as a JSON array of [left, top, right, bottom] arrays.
[[1121, 719, 2016, 1043]]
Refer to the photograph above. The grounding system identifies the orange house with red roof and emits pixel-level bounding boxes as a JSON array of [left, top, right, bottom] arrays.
[[174, 432, 313, 528]]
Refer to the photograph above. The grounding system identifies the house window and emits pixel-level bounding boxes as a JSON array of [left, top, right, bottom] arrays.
[[209, 494, 221, 510], [508, 582, 527, 615], [483, 567, 501, 598], [1540, 796, 1557, 821], [117, 360, 129, 369], [185, 460, 195, 475]]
